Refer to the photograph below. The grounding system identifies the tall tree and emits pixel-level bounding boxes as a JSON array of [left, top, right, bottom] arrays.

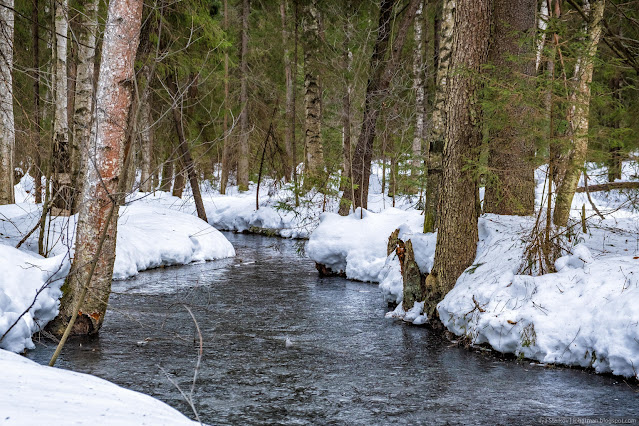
[[52, 0, 70, 211], [339, 0, 421, 212], [70, 0, 99, 212], [0, 0, 15, 205], [411, 0, 425, 179], [302, 0, 324, 183], [49, 0, 144, 336], [220, 0, 231, 194], [32, 0, 42, 204], [424, 0, 491, 317], [281, 0, 295, 182], [553, 0, 605, 227], [424, 0, 455, 232], [237, 0, 250, 191], [483, 0, 537, 216]]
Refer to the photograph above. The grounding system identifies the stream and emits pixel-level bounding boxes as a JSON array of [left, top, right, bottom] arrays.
[[29, 232, 638, 425]]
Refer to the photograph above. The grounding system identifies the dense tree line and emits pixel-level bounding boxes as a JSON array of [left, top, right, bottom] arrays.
[[0, 0, 637, 334]]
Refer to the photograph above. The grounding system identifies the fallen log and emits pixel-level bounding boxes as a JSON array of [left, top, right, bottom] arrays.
[[576, 181, 639, 193]]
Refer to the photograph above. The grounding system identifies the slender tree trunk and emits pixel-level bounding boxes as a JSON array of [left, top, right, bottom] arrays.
[[553, 0, 605, 227], [535, 0, 549, 72], [237, 0, 250, 191], [607, 75, 622, 182], [483, 0, 537, 216], [339, 0, 421, 212], [0, 0, 15, 205], [70, 0, 98, 212], [424, 0, 491, 318], [138, 64, 154, 192], [49, 0, 143, 336], [303, 0, 324, 184], [411, 0, 425, 181], [338, 6, 354, 215], [32, 0, 42, 204], [424, 0, 454, 232], [52, 0, 71, 211], [220, 0, 231, 194], [281, 0, 294, 182], [172, 160, 186, 197], [168, 77, 208, 222]]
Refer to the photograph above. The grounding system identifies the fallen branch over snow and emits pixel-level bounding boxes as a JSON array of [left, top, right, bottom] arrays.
[[576, 181, 639, 193]]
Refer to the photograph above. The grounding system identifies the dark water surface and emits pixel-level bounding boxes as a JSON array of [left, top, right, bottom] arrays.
[[29, 233, 638, 425]]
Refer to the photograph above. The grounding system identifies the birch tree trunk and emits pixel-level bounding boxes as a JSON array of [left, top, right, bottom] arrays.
[[237, 0, 250, 192], [70, 0, 99, 212], [220, 0, 231, 194], [52, 0, 71, 211], [338, 7, 354, 214], [339, 0, 421, 212], [0, 0, 15, 205], [483, 0, 537, 216], [553, 0, 605, 227], [411, 0, 425, 179], [281, 0, 294, 182], [50, 0, 144, 336], [423, 0, 455, 232], [424, 0, 491, 318], [302, 0, 324, 184]]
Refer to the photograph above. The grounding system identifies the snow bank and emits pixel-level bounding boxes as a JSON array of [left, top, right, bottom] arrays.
[[306, 208, 424, 283], [0, 247, 70, 352], [0, 200, 234, 353], [0, 349, 198, 425], [439, 215, 639, 380]]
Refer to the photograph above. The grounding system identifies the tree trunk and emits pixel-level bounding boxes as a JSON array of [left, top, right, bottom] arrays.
[[483, 0, 537, 216], [168, 77, 208, 222], [424, 0, 491, 318], [339, 0, 421, 212], [70, 0, 99, 212], [52, 0, 71, 212], [553, 0, 605, 227], [411, 0, 425, 180], [237, 0, 250, 191], [172, 160, 186, 198], [138, 64, 154, 192], [302, 0, 324, 184], [424, 0, 454, 232], [0, 0, 15, 205], [49, 0, 143, 337], [220, 0, 231, 194], [32, 0, 42, 204], [280, 0, 294, 182], [338, 8, 354, 215]]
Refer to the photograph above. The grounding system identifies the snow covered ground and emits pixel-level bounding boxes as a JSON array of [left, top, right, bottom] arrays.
[[0, 349, 199, 425], [308, 164, 639, 380]]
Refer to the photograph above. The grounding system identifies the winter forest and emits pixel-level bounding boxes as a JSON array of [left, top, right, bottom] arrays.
[[0, 0, 638, 423]]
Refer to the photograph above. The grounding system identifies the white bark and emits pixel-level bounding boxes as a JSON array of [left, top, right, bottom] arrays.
[[535, 0, 550, 72], [53, 0, 70, 209], [412, 1, 424, 174], [0, 0, 15, 204], [71, 0, 98, 211]]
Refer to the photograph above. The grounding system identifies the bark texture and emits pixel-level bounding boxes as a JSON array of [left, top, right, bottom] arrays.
[[70, 0, 99, 212], [553, 0, 605, 227], [424, 0, 491, 318], [483, 0, 537, 216], [0, 0, 15, 204], [50, 0, 144, 336], [237, 0, 250, 191], [424, 0, 455, 232], [138, 64, 154, 192], [52, 0, 71, 211], [303, 0, 324, 184], [281, 0, 294, 181], [411, 0, 425, 177]]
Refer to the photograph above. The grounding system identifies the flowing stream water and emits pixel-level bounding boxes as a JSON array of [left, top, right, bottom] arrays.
[[29, 233, 638, 425]]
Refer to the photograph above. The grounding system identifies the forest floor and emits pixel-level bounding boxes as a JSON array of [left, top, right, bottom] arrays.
[[1, 161, 638, 423]]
